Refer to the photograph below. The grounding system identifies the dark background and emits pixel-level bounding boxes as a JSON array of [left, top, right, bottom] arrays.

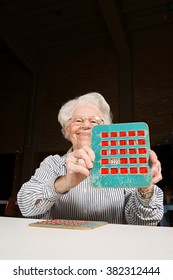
[[0, 0, 173, 215]]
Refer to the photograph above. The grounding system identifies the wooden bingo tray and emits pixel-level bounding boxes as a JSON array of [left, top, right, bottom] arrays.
[[29, 219, 108, 230], [90, 122, 152, 188]]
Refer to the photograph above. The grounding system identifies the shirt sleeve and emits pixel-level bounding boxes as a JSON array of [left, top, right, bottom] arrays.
[[17, 155, 66, 217], [124, 185, 164, 225]]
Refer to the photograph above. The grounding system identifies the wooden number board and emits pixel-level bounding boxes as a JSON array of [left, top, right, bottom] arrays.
[[90, 122, 152, 188]]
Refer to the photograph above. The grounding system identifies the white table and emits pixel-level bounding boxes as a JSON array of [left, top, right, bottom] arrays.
[[0, 216, 173, 260]]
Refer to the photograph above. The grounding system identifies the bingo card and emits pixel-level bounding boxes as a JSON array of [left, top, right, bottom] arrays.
[[90, 122, 152, 188], [29, 219, 108, 230]]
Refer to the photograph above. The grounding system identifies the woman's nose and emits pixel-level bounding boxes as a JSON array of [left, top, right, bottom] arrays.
[[81, 119, 91, 128]]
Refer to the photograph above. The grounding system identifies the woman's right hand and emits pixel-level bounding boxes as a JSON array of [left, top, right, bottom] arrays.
[[54, 145, 95, 193], [65, 145, 95, 185]]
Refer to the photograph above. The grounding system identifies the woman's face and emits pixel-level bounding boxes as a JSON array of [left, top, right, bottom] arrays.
[[65, 103, 103, 150]]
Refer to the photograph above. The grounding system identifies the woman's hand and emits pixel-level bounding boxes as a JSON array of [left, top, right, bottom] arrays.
[[66, 145, 95, 186], [54, 145, 95, 193], [150, 150, 162, 185], [66, 145, 95, 177], [138, 150, 162, 198]]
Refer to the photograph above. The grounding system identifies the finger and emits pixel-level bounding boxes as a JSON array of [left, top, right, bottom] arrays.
[[152, 163, 162, 184], [74, 157, 86, 167], [152, 173, 162, 184], [73, 146, 95, 169], [67, 160, 90, 176], [152, 160, 162, 174], [78, 145, 95, 161], [150, 150, 158, 164], [66, 153, 91, 176]]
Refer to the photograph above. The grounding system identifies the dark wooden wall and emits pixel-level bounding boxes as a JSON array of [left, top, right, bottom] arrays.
[[0, 1, 173, 208]]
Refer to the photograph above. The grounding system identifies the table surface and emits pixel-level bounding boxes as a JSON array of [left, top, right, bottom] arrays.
[[0, 216, 173, 260]]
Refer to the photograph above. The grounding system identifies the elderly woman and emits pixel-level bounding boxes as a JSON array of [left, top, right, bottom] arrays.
[[17, 92, 163, 225]]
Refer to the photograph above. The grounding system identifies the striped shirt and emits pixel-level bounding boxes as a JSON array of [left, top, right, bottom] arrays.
[[17, 151, 164, 225]]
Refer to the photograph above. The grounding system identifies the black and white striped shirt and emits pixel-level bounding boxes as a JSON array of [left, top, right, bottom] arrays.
[[17, 152, 164, 225]]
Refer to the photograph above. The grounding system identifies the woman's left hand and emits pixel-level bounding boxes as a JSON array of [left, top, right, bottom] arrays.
[[138, 150, 162, 195], [150, 150, 162, 185]]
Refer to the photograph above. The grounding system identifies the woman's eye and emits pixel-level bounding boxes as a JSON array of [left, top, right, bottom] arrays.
[[90, 119, 97, 124], [76, 119, 82, 123]]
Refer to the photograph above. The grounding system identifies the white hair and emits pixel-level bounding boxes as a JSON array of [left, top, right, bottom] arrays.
[[58, 92, 113, 138]]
